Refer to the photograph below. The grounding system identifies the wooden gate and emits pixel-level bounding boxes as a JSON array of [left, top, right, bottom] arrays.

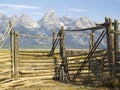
[[53, 17, 120, 85]]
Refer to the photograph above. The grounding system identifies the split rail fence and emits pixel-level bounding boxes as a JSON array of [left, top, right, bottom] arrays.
[[50, 17, 120, 85], [0, 17, 120, 86]]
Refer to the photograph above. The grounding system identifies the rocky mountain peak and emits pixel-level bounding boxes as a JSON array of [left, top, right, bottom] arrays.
[[39, 10, 59, 22], [15, 14, 39, 29], [20, 14, 29, 18], [0, 10, 101, 48], [45, 10, 55, 15], [79, 16, 95, 27], [0, 14, 9, 20], [38, 10, 60, 30]]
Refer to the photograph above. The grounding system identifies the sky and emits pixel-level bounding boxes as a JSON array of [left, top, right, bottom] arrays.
[[0, 0, 120, 22]]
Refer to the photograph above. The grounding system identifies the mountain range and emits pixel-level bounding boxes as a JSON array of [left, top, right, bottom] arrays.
[[0, 10, 106, 49]]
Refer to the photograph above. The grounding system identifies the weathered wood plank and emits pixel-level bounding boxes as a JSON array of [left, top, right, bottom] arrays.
[[20, 60, 54, 63], [0, 59, 11, 63], [20, 69, 54, 73], [59, 26, 66, 57], [13, 31, 19, 80], [19, 67, 55, 70], [0, 69, 12, 75], [20, 62, 55, 65], [0, 55, 12, 59]]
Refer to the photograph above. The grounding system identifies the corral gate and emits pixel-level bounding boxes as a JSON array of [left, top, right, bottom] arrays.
[[50, 17, 120, 85]]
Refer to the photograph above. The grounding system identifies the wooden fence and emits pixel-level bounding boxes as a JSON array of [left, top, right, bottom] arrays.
[[0, 17, 120, 86], [0, 50, 13, 83], [50, 17, 120, 85]]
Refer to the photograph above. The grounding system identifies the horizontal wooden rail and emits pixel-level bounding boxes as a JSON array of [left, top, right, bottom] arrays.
[[0, 78, 12, 84], [20, 60, 54, 63], [66, 53, 88, 57], [19, 53, 49, 56], [19, 51, 50, 53], [17, 33, 64, 39], [0, 69, 12, 75], [67, 54, 107, 61], [0, 59, 11, 62], [66, 49, 106, 57], [0, 54, 12, 59], [65, 25, 106, 32], [67, 57, 87, 61], [0, 75, 11, 80], [68, 59, 106, 65]]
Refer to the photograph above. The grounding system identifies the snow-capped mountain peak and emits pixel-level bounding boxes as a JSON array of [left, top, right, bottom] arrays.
[[38, 10, 60, 30], [17, 14, 39, 29], [10, 14, 39, 29], [0, 10, 101, 48], [79, 16, 95, 27]]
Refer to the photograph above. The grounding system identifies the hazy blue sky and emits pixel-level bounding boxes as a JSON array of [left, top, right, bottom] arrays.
[[0, 0, 120, 22]]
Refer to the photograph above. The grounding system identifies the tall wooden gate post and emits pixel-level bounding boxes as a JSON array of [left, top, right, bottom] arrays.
[[10, 21, 15, 80], [110, 18, 116, 75], [89, 30, 95, 74], [114, 20, 119, 72], [13, 31, 19, 80], [59, 26, 66, 57], [114, 20, 119, 53], [59, 26, 69, 82], [105, 17, 115, 76]]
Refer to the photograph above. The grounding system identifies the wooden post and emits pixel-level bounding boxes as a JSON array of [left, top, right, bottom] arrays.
[[13, 31, 19, 80], [114, 20, 119, 55], [109, 18, 115, 75], [114, 19, 119, 74], [105, 17, 111, 76], [59, 26, 69, 82], [59, 26, 66, 57], [105, 17, 115, 76], [52, 32, 56, 56], [52, 32, 56, 45], [89, 30, 94, 75], [89, 30, 94, 51], [10, 21, 14, 80]]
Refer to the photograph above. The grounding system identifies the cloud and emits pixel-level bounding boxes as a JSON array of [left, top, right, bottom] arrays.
[[0, 4, 41, 10], [0, 10, 7, 13], [67, 8, 87, 13]]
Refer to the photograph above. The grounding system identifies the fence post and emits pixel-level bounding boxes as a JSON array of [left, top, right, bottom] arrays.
[[114, 20, 119, 53], [89, 30, 94, 51], [89, 30, 94, 74], [10, 21, 14, 80], [105, 17, 115, 76], [13, 31, 19, 80], [114, 19, 119, 74], [52, 32, 56, 56], [59, 26, 69, 82], [59, 26, 66, 57], [110, 18, 115, 76]]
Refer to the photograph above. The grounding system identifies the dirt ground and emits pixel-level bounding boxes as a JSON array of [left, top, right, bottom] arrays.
[[0, 79, 112, 90]]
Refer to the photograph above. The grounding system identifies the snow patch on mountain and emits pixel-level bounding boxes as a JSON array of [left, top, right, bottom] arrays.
[[38, 10, 60, 31], [11, 14, 40, 29]]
